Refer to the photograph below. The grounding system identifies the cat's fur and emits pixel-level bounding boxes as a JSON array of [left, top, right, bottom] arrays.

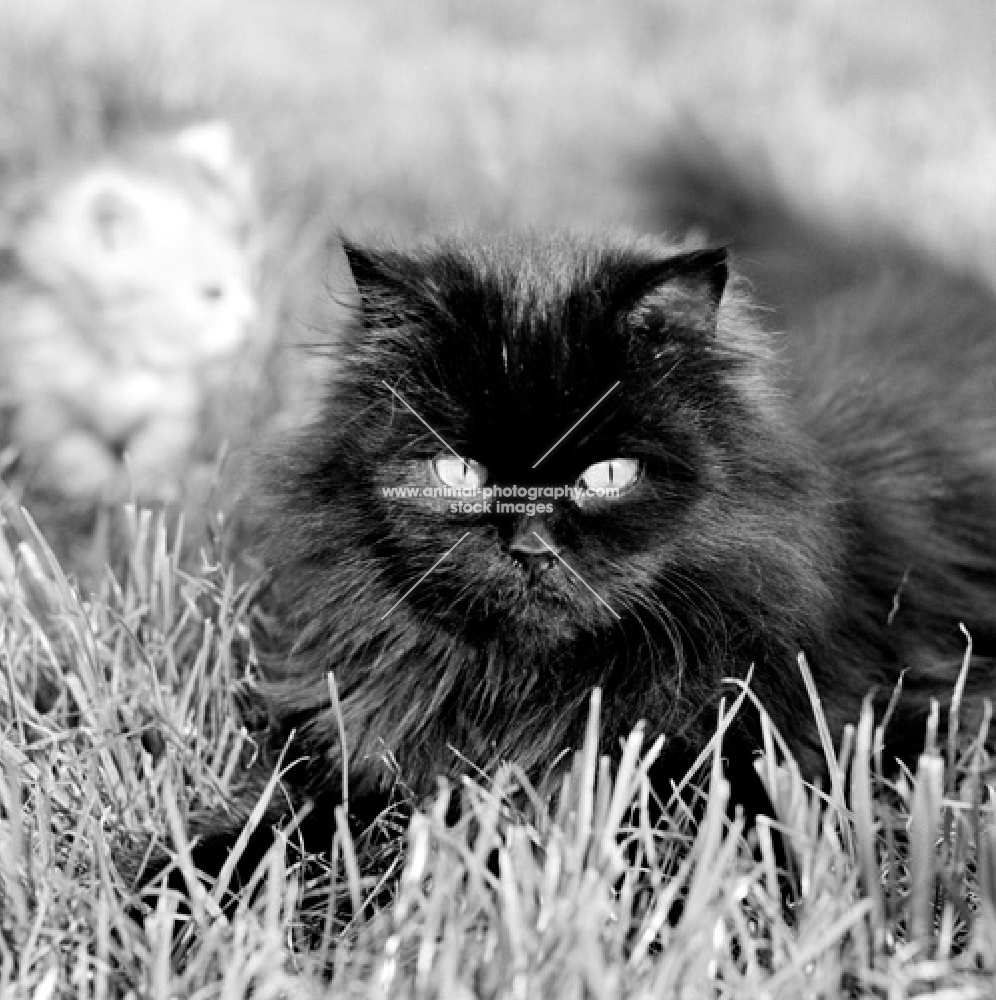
[[0, 122, 258, 500], [146, 158, 996, 890]]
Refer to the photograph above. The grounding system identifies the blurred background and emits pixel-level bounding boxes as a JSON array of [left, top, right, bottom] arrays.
[[1, 0, 994, 565]]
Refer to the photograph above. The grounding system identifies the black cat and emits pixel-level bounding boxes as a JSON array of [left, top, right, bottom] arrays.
[[150, 167, 996, 892]]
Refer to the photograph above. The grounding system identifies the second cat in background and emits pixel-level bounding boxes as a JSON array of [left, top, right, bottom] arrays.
[[0, 120, 260, 501]]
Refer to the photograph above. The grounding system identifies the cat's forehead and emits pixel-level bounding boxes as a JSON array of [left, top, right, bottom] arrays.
[[442, 234, 622, 313], [418, 237, 643, 388], [358, 233, 729, 466], [408, 246, 638, 466]]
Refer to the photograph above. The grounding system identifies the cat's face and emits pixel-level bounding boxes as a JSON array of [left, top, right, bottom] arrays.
[[319, 235, 754, 656], [15, 131, 257, 371]]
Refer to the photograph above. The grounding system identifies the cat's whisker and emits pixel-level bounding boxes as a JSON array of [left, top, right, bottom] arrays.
[[657, 567, 730, 658], [616, 586, 686, 687]]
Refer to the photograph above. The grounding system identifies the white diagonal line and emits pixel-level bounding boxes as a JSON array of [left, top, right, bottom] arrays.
[[380, 532, 471, 620], [382, 381, 463, 463], [532, 380, 621, 469], [532, 532, 621, 620]]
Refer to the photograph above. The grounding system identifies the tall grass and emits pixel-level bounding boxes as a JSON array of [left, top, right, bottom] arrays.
[[2, 497, 995, 997]]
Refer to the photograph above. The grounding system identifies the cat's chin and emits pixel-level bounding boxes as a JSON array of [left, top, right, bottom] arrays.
[[501, 609, 583, 652], [495, 581, 592, 649], [439, 574, 587, 650], [491, 569, 577, 613]]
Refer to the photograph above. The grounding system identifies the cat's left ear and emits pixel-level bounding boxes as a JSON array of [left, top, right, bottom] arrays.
[[174, 121, 239, 178], [617, 247, 728, 334], [173, 121, 255, 211]]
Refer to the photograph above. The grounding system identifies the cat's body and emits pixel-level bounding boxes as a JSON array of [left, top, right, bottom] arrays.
[[0, 122, 258, 499], [264, 229, 996, 807], [149, 158, 996, 889], [646, 148, 996, 755], [264, 235, 833, 801]]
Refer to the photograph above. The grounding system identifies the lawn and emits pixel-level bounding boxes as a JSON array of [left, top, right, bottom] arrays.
[[2, 1, 996, 996]]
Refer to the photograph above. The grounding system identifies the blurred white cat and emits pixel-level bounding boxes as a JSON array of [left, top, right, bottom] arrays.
[[0, 121, 259, 500]]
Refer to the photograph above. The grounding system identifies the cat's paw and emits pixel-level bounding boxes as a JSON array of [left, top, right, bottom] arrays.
[[43, 429, 122, 499], [122, 413, 200, 500]]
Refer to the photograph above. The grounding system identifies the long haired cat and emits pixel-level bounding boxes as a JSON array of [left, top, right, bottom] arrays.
[[0, 121, 258, 500], [144, 161, 996, 890]]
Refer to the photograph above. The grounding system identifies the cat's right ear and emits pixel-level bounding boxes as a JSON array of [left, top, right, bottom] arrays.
[[336, 241, 428, 389], [340, 240, 412, 317], [341, 240, 386, 293]]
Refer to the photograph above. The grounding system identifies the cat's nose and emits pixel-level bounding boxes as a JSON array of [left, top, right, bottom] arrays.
[[510, 521, 559, 576]]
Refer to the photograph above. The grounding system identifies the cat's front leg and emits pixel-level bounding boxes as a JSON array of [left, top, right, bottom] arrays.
[[88, 369, 198, 442], [43, 428, 122, 498], [11, 399, 120, 497], [123, 410, 200, 500]]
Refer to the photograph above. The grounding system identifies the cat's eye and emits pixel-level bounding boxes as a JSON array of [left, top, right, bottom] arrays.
[[433, 455, 487, 491], [577, 458, 640, 496]]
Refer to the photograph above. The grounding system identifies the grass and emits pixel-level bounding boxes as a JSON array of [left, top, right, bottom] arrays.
[[2, 0, 996, 996], [2, 500, 996, 998]]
